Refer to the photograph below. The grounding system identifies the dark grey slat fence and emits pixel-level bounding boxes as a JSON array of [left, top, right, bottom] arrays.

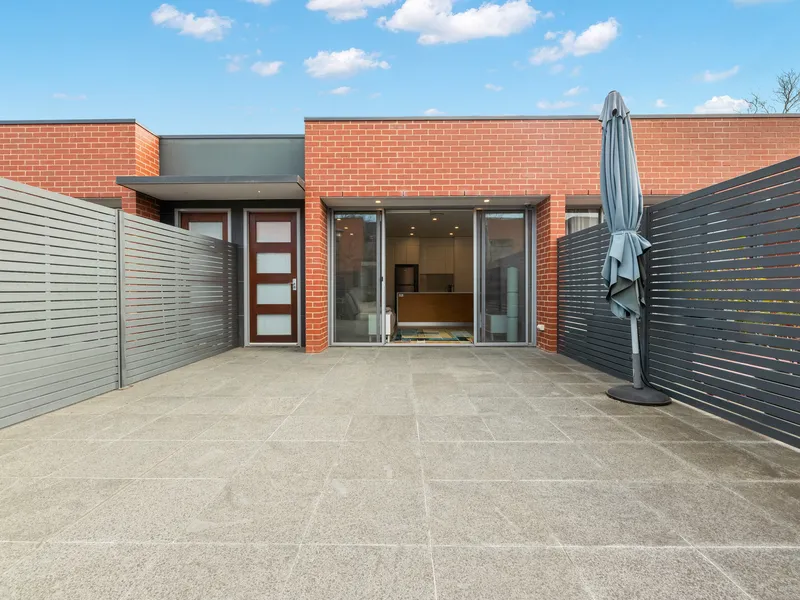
[[646, 156, 800, 448], [557, 155, 800, 448]]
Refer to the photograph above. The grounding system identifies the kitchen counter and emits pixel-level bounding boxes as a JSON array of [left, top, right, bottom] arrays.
[[396, 292, 473, 326]]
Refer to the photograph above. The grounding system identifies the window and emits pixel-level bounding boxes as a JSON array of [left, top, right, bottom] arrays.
[[566, 208, 602, 234]]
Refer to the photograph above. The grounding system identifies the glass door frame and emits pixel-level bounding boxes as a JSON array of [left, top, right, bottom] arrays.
[[473, 208, 534, 347], [328, 209, 385, 346]]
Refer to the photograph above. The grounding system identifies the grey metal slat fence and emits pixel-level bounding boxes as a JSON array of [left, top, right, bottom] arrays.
[[557, 156, 800, 448], [0, 178, 240, 429], [0, 179, 120, 427]]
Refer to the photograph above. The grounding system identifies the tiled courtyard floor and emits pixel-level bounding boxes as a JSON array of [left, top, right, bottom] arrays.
[[1, 347, 799, 599]]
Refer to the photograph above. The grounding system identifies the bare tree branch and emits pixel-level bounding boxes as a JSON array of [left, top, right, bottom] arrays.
[[746, 93, 771, 114], [775, 69, 800, 113]]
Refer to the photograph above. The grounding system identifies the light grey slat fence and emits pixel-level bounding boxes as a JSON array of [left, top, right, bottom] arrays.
[[557, 223, 643, 381], [646, 156, 800, 448], [0, 179, 120, 427], [120, 213, 238, 385]]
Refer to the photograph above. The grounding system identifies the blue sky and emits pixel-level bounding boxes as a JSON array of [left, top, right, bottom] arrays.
[[1, 0, 797, 133]]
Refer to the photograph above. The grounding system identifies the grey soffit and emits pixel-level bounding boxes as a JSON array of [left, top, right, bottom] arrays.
[[323, 195, 548, 209], [116, 175, 306, 201]]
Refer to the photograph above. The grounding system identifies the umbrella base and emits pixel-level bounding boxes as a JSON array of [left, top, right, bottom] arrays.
[[607, 385, 671, 406]]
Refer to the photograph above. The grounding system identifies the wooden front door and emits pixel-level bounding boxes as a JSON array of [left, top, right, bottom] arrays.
[[248, 212, 298, 344], [179, 212, 229, 241]]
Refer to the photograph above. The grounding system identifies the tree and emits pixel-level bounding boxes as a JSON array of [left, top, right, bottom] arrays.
[[747, 69, 800, 114]]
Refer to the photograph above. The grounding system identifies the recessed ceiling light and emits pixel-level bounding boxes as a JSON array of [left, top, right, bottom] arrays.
[[349, 232, 353, 236], [449, 232, 454, 236], [344, 226, 349, 230], [432, 217, 438, 221], [336, 217, 342, 221], [410, 233, 415, 236], [375, 200, 381, 204], [454, 226, 459, 229], [411, 226, 415, 230], [483, 198, 491, 203]]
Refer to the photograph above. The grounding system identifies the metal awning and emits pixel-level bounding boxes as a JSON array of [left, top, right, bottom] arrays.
[[116, 175, 305, 201]]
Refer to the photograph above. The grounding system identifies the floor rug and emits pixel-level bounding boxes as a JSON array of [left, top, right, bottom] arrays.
[[392, 328, 474, 344]]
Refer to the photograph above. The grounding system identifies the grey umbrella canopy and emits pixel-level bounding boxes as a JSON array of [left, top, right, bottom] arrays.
[[599, 91, 669, 405], [599, 91, 651, 319]]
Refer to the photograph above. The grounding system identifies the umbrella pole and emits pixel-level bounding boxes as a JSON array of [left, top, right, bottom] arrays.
[[630, 315, 643, 390]]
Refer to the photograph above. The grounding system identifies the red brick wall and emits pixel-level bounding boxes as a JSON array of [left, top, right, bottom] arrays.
[[305, 116, 800, 352], [0, 121, 160, 219]]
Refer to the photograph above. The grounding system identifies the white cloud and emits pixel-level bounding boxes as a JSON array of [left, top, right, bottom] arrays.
[[537, 100, 578, 110], [694, 95, 750, 114], [329, 86, 353, 95], [564, 85, 587, 97], [379, 0, 539, 45], [307, 0, 396, 21], [700, 65, 740, 83], [544, 30, 558, 40], [251, 61, 283, 76], [655, 99, 668, 109], [541, 10, 555, 18], [424, 108, 445, 115], [485, 83, 503, 92], [590, 103, 604, 112], [550, 64, 564, 74], [223, 54, 247, 73], [247, 0, 276, 4], [53, 93, 87, 101], [151, 4, 233, 41], [570, 66, 582, 77], [304, 48, 390, 78], [531, 17, 620, 65]]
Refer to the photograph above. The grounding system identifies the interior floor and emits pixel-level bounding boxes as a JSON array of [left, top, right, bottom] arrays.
[[392, 327, 474, 344]]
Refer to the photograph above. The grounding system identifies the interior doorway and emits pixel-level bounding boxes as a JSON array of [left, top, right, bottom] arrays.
[[385, 210, 474, 345]]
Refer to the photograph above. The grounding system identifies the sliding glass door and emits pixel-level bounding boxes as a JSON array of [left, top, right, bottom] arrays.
[[476, 211, 528, 344], [331, 212, 383, 344]]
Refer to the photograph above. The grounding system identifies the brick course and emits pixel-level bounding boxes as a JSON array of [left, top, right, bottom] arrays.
[[0, 121, 160, 218], [305, 116, 800, 352]]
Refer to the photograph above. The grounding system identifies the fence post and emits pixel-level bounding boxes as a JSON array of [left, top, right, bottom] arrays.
[[641, 207, 651, 382], [117, 211, 128, 388]]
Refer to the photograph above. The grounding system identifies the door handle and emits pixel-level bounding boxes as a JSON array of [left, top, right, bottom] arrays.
[[292, 278, 297, 291]]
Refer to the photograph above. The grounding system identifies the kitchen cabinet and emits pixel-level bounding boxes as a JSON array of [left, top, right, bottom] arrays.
[[419, 238, 454, 274]]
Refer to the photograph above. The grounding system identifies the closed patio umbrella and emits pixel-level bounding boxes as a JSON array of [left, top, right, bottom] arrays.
[[599, 91, 670, 406]]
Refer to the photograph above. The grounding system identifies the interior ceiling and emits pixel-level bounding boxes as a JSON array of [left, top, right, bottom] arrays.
[[384, 210, 474, 238]]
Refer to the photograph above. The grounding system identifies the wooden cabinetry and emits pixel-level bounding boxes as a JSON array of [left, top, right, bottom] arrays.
[[453, 237, 473, 292], [419, 238, 455, 274]]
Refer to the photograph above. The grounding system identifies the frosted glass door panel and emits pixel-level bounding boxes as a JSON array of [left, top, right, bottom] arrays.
[[256, 253, 291, 274], [256, 221, 292, 243], [257, 315, 292, 336], [257, 283, 292, 305], [188, 221, 224, 240]]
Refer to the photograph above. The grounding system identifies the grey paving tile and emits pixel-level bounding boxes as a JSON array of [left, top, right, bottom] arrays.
[[112, 395, 193, 415], [0, 414, 95, 440], [0, 542, 36, 575], [182, 477, 322, 543], [582, 395, 668, 416], [549, 416, 644, 442], [614, 415, 720, 442], [568, 547, 748, 600], [524, 397, 604, 417], [292, 392, 361, 416], [238, 442, 340, 480], [123, 415, 221, 441], [57, 394, 134, 415], [305, 479, 427, 544], [559, 383, 612, 396], [54, 440, 183, 478], [512, 383, 576, 399], [0, 542, 157, 600], [735, 441, 800, 472], [167, 396, 247, 415], [414, 394, 478, 416], [0, 440, 30, 458], [423, 442, 604, 481], [283, 544, 434, 600], [469, 396, 541, 418], [464, 382, 520, 398], [54, 478, 226, 542], [353, 395, 416, 416], [346, 416, 419, 441], [0, 478, 128, 542], [0, 440, 106, 477], [686, 416, 768, 441], [127, 543, 297, 600], [51, 414, 156, 440], [631, 481, 800, 546], [527, 481, 685, 546], [270, 416, 351, 441], [662, 442, 800, 481], [433, 547, 591, 600], [332, 442, 422, 480], [418, 417, 493, 441], [727, 482, 800, 530], [581, 442, 707, 481], [705, 548, 800, 600], [483, 415, 570, 441], [196, 415, 286, 440], [428, 481, 556, 546], [144, 440, 261, 478], [234, 396, 305, 415]]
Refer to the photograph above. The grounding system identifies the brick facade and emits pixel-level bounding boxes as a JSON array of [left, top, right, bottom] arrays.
[[305, 116, 800, 352], [0, 120, 160, 218]]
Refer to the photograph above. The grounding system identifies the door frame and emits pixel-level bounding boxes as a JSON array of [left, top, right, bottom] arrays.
[[328, 208, 385, 347], [173, 208, 232, 242], [243, 208, 303, 347]]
